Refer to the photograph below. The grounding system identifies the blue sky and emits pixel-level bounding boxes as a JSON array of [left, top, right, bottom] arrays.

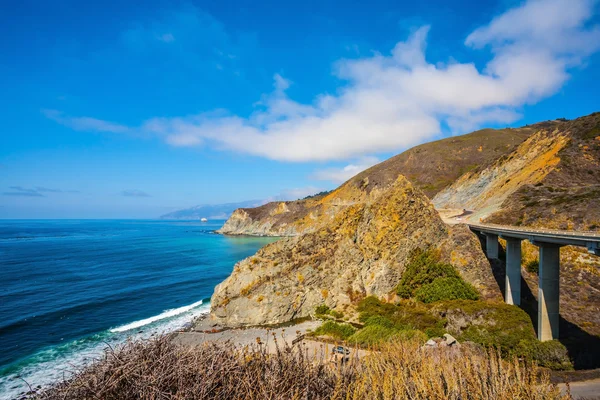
[[1, 0, 599, 218]]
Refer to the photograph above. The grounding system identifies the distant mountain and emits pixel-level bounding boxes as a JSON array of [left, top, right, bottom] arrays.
[[160, 200, 264, 220]]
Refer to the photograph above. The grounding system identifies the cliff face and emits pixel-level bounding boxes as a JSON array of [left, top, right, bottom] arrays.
[[218, 126, 532, 236], [432, 124, 570, 217], [210, 177, 501, 327], [433, 113, 600, 231]]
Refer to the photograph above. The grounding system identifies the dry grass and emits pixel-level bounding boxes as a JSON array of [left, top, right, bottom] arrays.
[[31, 335, 570, 400]]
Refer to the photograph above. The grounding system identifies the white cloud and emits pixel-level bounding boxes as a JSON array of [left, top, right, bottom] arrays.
[[312, 156, 380, 183], [44, 0, 600, 163], [42, 109, 130, 134], [159, 33, 175, 43]]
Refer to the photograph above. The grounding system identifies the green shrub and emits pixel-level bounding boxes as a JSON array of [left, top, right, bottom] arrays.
[[396, 329, 428, 343], [515, 340, 573, 370], [349, 325, 399, 346], [414, 277, 479, 303], [363, 315, 394, 329], [315, 305, 330, 316], [424, 319, 447, 338], [525, 259, 539, 274], [396, 249, 462, 298], [442, 301, 536, 353], [315, 304, 343, 319], [357, 296, 400, 323], [357, 297, 440, 331], [313, 321, 356, 340]]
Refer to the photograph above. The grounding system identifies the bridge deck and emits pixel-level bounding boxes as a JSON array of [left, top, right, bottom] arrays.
[[467, 223, 600, 253]]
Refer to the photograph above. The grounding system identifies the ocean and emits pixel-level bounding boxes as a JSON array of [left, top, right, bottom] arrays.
[[0, 219, 277, 399]]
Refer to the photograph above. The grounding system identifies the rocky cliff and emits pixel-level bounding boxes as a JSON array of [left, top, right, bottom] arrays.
[[218, 126, 533, 236], [433, 113, 600, 231], [210, 176, 501, 327]]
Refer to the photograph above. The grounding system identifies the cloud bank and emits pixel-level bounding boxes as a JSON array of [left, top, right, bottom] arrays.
[[121, 189, 151, 198], [46, 0, 600, 164], [2, 186, 79, 197]]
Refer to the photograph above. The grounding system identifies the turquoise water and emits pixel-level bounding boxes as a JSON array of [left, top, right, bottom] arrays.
[[0, 220, 277, 399]]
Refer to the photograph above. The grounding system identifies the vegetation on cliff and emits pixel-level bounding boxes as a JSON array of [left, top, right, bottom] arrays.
[[312, 296, 573, 371], [307, 250, 571, 370], [395, 249, 479, 302]]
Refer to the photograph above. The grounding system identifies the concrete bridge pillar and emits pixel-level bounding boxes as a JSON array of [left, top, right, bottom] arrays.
[[485, 233, 499, 259], [537, 243, 561, 341], [505, 238, 522, 306]]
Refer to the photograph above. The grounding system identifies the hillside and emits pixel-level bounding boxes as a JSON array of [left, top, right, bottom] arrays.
[[433, 113, 600, 231], [211, 176, 501, 326], [218, 126, 533, 236]]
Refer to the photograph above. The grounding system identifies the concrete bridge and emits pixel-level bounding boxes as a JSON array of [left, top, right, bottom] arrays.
[[468, 223, 600, 341]]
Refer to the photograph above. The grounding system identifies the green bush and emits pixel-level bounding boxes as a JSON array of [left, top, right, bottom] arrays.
[[357, 296, 400, 323], [525, 259, 539, 274], [414, 277, 479, 303], [515, 340, 573, 370], [396, 249, 463, 298], [315, 304, 343, 319], [363, 315, 395, 329], [444, 301, 536, 353], [357, 296, 440, 331], [396, 329, 428, 343], [315, 305, 330, 316], [349, 325, 399, 346], [313, 321, 356, 340], [424, 319, 447, 338]]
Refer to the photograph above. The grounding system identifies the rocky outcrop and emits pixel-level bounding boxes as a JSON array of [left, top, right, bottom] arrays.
[[210, 176, 501, 327]]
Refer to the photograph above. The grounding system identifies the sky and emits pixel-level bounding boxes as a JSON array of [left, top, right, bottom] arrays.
[[1, 0, 599, 218]]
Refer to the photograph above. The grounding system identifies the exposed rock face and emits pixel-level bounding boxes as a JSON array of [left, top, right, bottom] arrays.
[[434, 113, 600, 231], [433, 128, 569, 214], [217, 127, 532, 237], [210, 177, 501, 327]]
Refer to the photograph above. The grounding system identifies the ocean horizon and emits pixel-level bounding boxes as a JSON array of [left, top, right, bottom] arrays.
[[0, 219, 277, 399]]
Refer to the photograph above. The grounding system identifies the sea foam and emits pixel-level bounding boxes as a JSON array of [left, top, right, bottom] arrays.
[[110, 299, 205, 333]]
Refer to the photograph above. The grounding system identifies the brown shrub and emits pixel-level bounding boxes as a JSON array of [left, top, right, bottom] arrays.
[[31, 335, 569, 400]]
